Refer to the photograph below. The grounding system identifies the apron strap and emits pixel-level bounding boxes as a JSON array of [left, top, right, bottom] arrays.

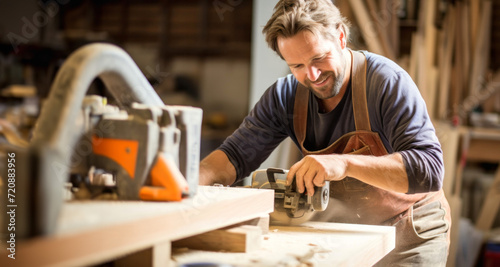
[[351, 50, 371, 131], [293, 83, 309, 152]]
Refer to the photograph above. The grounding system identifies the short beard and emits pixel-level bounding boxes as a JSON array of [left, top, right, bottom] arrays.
[[305, 70, 345, 100]]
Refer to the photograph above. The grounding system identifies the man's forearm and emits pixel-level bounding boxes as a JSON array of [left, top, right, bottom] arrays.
[[199, 150, 237, 186], [287, 152, 410, 195], [344, 153, 409, 193]]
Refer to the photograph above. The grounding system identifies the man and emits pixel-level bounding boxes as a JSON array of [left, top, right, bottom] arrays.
[[199, 0, 451, 265]]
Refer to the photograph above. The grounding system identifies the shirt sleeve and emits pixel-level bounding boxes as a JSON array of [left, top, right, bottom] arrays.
[[370, 65, 444, 194], [218, 76, 296, 183]]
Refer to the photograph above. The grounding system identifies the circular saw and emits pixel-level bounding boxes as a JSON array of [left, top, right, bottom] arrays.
[[251, 168, 330, 225]]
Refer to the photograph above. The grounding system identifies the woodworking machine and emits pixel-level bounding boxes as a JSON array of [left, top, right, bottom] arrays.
[[0, 43, 202, 238], [251, 168, 329, 225]]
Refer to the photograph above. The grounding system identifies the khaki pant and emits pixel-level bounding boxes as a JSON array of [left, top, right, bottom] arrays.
[[374, 191, 451, 266]]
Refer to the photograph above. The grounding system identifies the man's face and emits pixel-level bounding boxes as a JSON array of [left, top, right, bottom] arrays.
[[277, 30, 348, 100]]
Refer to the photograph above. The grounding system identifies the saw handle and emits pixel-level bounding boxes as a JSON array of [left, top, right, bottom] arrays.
[[139, 154, 189, 201], [266, 168, 285, 190]]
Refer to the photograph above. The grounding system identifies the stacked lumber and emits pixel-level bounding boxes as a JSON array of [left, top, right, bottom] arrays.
[[343, 0, 499, 125]]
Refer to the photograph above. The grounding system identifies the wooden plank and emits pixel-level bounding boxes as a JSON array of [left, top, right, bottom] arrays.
[[172, 222, 395, 267], [349, 0, 385, 55], [397, 54, 410, 72], [475, 167, 500, 231], [408, 32, 419, 81], [437, 6, 456, 120], [435, 122, 460, 197], [446, 195, 462, 267], [413, 0, 427, 97], [366, 0, 396, 60], [173, 225, 262, 252], [389, 0, 400, 58], [424, 0, 437, 69], [470, 0, 482, 53], [427, 66, 438, 119], [7, 187, 274, 267], [468, 1, 492, 98], [418, 0, 438, 112], [461, 3, 471, 106], [445, 127, 469, 267], [451, 2, 466, 121], [406, 0, 417, 20], [416, 37, 428, 101], [436, 28, 446, 118], [376, 0, 402, 60]]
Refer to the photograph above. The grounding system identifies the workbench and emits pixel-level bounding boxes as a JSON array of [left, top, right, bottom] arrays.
[[5, 186, 395, 267]]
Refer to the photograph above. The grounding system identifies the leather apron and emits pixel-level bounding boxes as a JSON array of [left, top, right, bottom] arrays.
[[293, 50, 429, 225]]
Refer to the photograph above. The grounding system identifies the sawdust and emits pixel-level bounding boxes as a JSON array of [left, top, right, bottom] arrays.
[[314, 247, 332, 254], [291, 248, 315, 267]]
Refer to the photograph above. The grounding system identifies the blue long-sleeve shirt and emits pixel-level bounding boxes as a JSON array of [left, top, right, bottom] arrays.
[[219, 51, 444, 194]]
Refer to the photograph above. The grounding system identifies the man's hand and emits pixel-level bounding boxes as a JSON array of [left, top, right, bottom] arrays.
[[286, 153, 410, 195], [286, 154, 347, 196]]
